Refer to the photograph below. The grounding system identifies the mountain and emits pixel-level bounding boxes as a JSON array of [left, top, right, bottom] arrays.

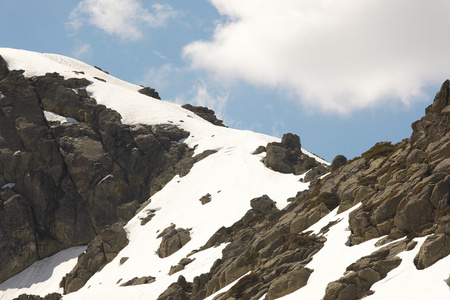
[[0, 48, 449, 300]]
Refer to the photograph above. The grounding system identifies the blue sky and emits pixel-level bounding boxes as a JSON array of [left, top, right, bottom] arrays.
[[2, 0, 450, 162]]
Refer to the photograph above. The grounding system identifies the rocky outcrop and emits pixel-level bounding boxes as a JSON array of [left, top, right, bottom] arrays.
[[324, 239, 416, 300], [331, 155, 347, 172], [138, 86, 161, 99], [120, 276, 156, 286], [157, 81, 450, 299], [13, 293, 62, 300], [181, 104, 226, 127], [157, 225, 192, 258], [158, 195, 326, 299], [263, 133, 329, 180], [60, 223, 128, 294], [0, 59, 195, 283]]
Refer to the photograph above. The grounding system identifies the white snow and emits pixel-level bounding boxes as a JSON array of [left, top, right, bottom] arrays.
[[44, 111, 78, 124], [0, 247, 86, 300], [0, 48, 448, 300], [1, 183, 15, 189]]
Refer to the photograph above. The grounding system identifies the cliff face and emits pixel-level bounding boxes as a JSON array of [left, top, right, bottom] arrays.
[[0, 55, 193, 283]]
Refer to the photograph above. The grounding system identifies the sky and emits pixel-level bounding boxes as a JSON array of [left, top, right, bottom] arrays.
[[1, 0, 450, 161]]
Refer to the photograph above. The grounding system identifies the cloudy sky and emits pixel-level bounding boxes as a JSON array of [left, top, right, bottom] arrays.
[[2, 0, 450, 161]]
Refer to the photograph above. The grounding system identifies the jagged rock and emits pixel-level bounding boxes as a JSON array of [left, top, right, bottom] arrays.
[[266, 267, 313, 300], [138, 86, 161, 99], [253, 145, 266, 155], [13, 293, 62, 300], [181, 103, 226, 127], [0, 55, 8, 78], [324, 240, 415, 300], [60, 223, 128, 294], [0, 194, 37, 283], [199, 193, 212, 205], [414, 233, 450, 269], [430, 80, 449, 113], [304, 164, 329, 182], [0, 68, 198, 282], [157, 276, 192, 300], [169, 258, 195, 275], [250, 195, 277, 214], [120, 276, 156, 286], [331, 155, 347, 172], [157, 225, 191, 258]]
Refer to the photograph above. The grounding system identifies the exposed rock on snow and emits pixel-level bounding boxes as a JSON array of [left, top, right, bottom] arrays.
[[60, 223, 128, 294], [157, 225, 192, 258], [181, 103, 226, 127], [138, 86, 161, 100]]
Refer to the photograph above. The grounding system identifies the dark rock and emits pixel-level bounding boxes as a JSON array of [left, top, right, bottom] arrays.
[[157, 225, 191, 258], [281, 133, 301, 150], [0, 55, 9, 78], [331, 155, 347, 172], [138, 87, 161, 99], [181, 104, 226, 127], [157, 283, 190, 300], [324, 240, 414, 300], [13, 293, 62, 300], [266, 268, 312, 300], [120, 276, 156, 286], [0, 194, 38, 283], [430, 80, 450, 113], [265, 142, 295, 173], [250, 195, 277, 214], [253, 145, 266, 155], [94, 66, 109, 74], [304, 164, 329, 182], [61, 223, 129, 294], [169, 258, 195, 275], [414, 233, 450, 269], [264, 133, 326, 176], [199, 193, 212, 205]]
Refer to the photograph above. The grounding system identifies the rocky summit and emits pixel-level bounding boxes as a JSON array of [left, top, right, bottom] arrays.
[[0, 49, 449, 300]]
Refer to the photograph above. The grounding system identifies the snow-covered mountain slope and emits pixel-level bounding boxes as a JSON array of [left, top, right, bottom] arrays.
[[0, 49, 449, 300]]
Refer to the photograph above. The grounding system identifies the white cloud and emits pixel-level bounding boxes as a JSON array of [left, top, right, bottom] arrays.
[[173, 81, 229, 120], [68, 0, 178, 41], [141, 63, 177, 89], [183, 0, 450, 114], [73, 43, 93, 59]]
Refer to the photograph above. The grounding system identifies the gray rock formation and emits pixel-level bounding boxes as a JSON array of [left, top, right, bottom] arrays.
[[60, 223, 128, 294], [0, 61, 195, 284], [157, 225, 192, 258], [138, 86, 161, 99], [264, 133, 329, 178], [181, 104, 226, 127]]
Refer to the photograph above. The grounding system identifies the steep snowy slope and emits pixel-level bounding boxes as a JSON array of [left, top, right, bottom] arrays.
[[0, 49, 449, 300], [0, 49, 313, 299]]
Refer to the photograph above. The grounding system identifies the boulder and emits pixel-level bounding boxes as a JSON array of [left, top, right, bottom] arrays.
[[138, 87, 161, 99], [157, 225, 191, 258], [331, 155, 347, 172], [266, 268, 312, 300], [414, 233, 450, 269], [181, 103, 226, 127], [250, 195, 277, 214]]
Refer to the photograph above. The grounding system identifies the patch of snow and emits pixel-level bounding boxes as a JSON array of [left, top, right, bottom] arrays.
[[0, 246, 86, 300], [44, 111, 78, 124], [1, 183, 15, 189]]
